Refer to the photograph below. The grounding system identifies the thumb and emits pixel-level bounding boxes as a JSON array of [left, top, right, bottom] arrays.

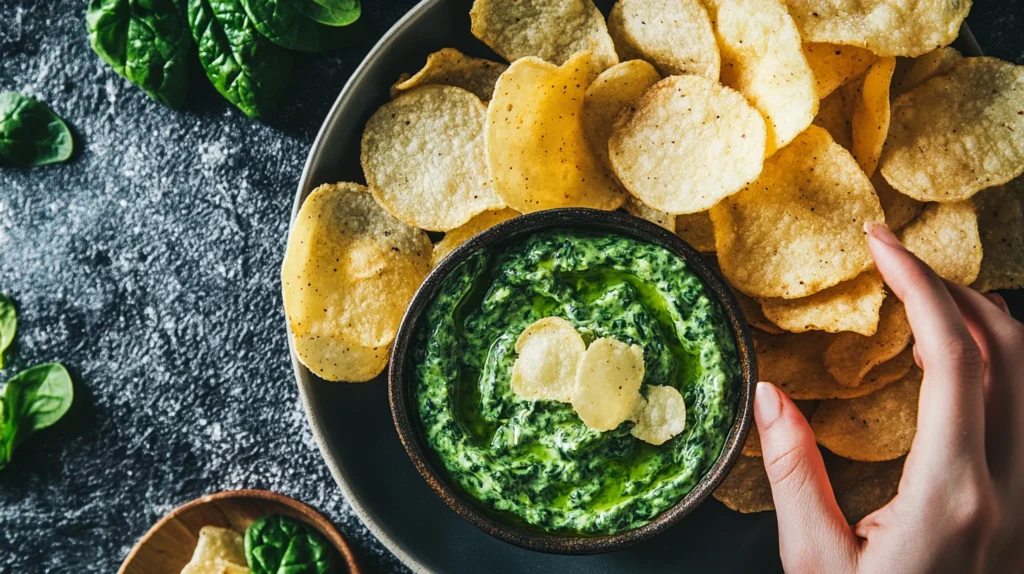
[[755, 382, 856, 571]]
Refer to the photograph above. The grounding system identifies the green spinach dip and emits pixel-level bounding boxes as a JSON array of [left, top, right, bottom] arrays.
[[413, 229, 740, 535]]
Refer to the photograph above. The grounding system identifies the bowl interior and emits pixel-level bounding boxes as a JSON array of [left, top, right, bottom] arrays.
[[387, 208, 758, 554]]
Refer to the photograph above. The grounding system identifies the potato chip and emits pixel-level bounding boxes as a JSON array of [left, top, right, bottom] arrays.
[[812, 86, 854, 152], [488, 52, 625, 213], [623, 195, 676, 232], [631, 384, 687, 445], [706, 0, 817, 154], [706, 254, 783, 333], [742, 399, 816, 457], [676, 212, 715, 252], [608, 74, 766, 214], [828, 456, 905, 524], [804, 43, 875, 100], [899, 201, 982, 286], [711, 125, 883, 299], [783, 0, 970, 57], [824, 296, 911, 388], [583, 59, 662, 170], [972, 177, 1024, 292], [390, 48, 508, 102], [181, 526, 248, 574], [892, 46, 963, 96], [362, 85, 505, 232], [850, 57, 896, 177], [713, 455, 774, 513], [469, 0, 618, 71], [880, 58, 1024, 202], [813, 367, 921, 461], [607, 0, 720, 79], [874, 172, 924, 231], [282, 183, 431, 382], [572, 337, 645, 431], [760, 271, 885, 336], [431, 209, 519, 267], [511, 317, 586, 402]]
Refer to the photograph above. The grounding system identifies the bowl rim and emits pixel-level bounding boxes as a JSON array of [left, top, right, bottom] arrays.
[[387, 208, 758, 555]]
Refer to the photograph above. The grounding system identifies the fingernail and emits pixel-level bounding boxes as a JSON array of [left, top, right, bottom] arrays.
[[864, 221, 903, 249], [912, 343, 923, 369], [755, 382, 783, 426]]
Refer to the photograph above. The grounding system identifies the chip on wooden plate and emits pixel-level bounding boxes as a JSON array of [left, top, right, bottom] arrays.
[[488, 52, 625, 212], [607, 0, 719, 79], [880, 58, 1024, 202], [760, 271, 885, 336], [972, 177, 1024, 292], [711, 125, 883, 299], [824, 296, 911, 388], [609, 74, 766, 214], [511, 317, 586, 403], [390, 48, 507, 102], [181, 526, 248, 574], [804, 43, 875, 100], [362, 85, 505, 232], [583, 59, 662, 170], [813, 368, 921, 461], [850, 57, 896, 177], [572, 337, 645, 431], [282, 183, 431, 382], [431, 208, 519, 267], [899, 201, 982, 286], [714, 454, 774, 513], [828, 456, 905, 524], [631, 384, 687, 446], [624, 195, 676, 232], [892, 46, 963, 96], [469, 0, 618, 70]]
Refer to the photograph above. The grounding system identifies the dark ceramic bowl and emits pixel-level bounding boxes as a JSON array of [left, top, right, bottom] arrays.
[[387, 208, 758, 554]]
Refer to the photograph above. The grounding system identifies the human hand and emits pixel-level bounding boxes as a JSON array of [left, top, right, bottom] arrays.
[[754, 222, 1024, 573]]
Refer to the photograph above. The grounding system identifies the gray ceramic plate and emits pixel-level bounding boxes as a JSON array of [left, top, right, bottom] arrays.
[[289, 2, 989, 571]]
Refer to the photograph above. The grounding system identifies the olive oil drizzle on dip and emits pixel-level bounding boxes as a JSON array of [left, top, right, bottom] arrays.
[[413, 230, 740, 534]]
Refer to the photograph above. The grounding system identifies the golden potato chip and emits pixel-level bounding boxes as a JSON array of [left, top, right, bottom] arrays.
[[572, 337, 645, 431], [824, 296, 911, 388], [623, 195, 676, 232], [828, 456, 905, 524], [756, 330, 914, 400], [713, 455, 774, 513], [899, 201, 982, 286], [874, 172, 924, 231], [181, 526, 248, 574], [676, 212, 715, 252], [880, 58, 1024, 202], [812, 86, 854, 152], [282, 183, 431, 382], [583, 59, 662, 170], [711, 125, 883, 299], [607, 0, 720, 79], [784, 0, 970, 57], [362, 85, 505, 232], [631, 384, 687, 445], [850, 57, 896, 177], [813, 368, 921, 461], [892, 46, 963, 97], [488, 52, 625, 213], [760, 271, 885, 336], [431, 209, 519, 267], [469, 0, 618, 70], [608, 74, 766, 214], [972, 177, 1024, 292], [742, 399, 816, 457], [707, 0, 817, 154], [390, 48, 508, 102], [511, 317, 586, 403], [804, 43, 875, 100]]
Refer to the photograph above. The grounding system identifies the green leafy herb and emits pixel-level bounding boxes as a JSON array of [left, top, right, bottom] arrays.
[[0, 93, 73, 168], [240, 0, 348, 52], [187, 0, 294, 119], [296, 0, 360, 27], [0, 295, 15, 369], [244, 514, 339, 574], [0, 363, 74, 470], [86, 0, 194, 108]]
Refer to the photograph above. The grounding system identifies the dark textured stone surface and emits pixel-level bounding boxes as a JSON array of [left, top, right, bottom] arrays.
[[0, 1, 1021, 573]]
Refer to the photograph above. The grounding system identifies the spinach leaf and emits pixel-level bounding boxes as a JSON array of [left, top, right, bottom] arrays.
[[86, 0, 193, 108], [296, 0, 360, 27], [244, 514, 339, 574], [0, 93, 73, 168], [240, 0, 347, 52], [0, 363, 73, 470], [0, 294, 15, 369], [188, 0, 294, 119]]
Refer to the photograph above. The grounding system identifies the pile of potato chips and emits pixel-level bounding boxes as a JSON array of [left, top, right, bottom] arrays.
[[282, 0, 1024, 523]]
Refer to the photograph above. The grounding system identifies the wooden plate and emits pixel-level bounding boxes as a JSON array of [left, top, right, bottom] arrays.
[[118, 489, 359, 574]]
